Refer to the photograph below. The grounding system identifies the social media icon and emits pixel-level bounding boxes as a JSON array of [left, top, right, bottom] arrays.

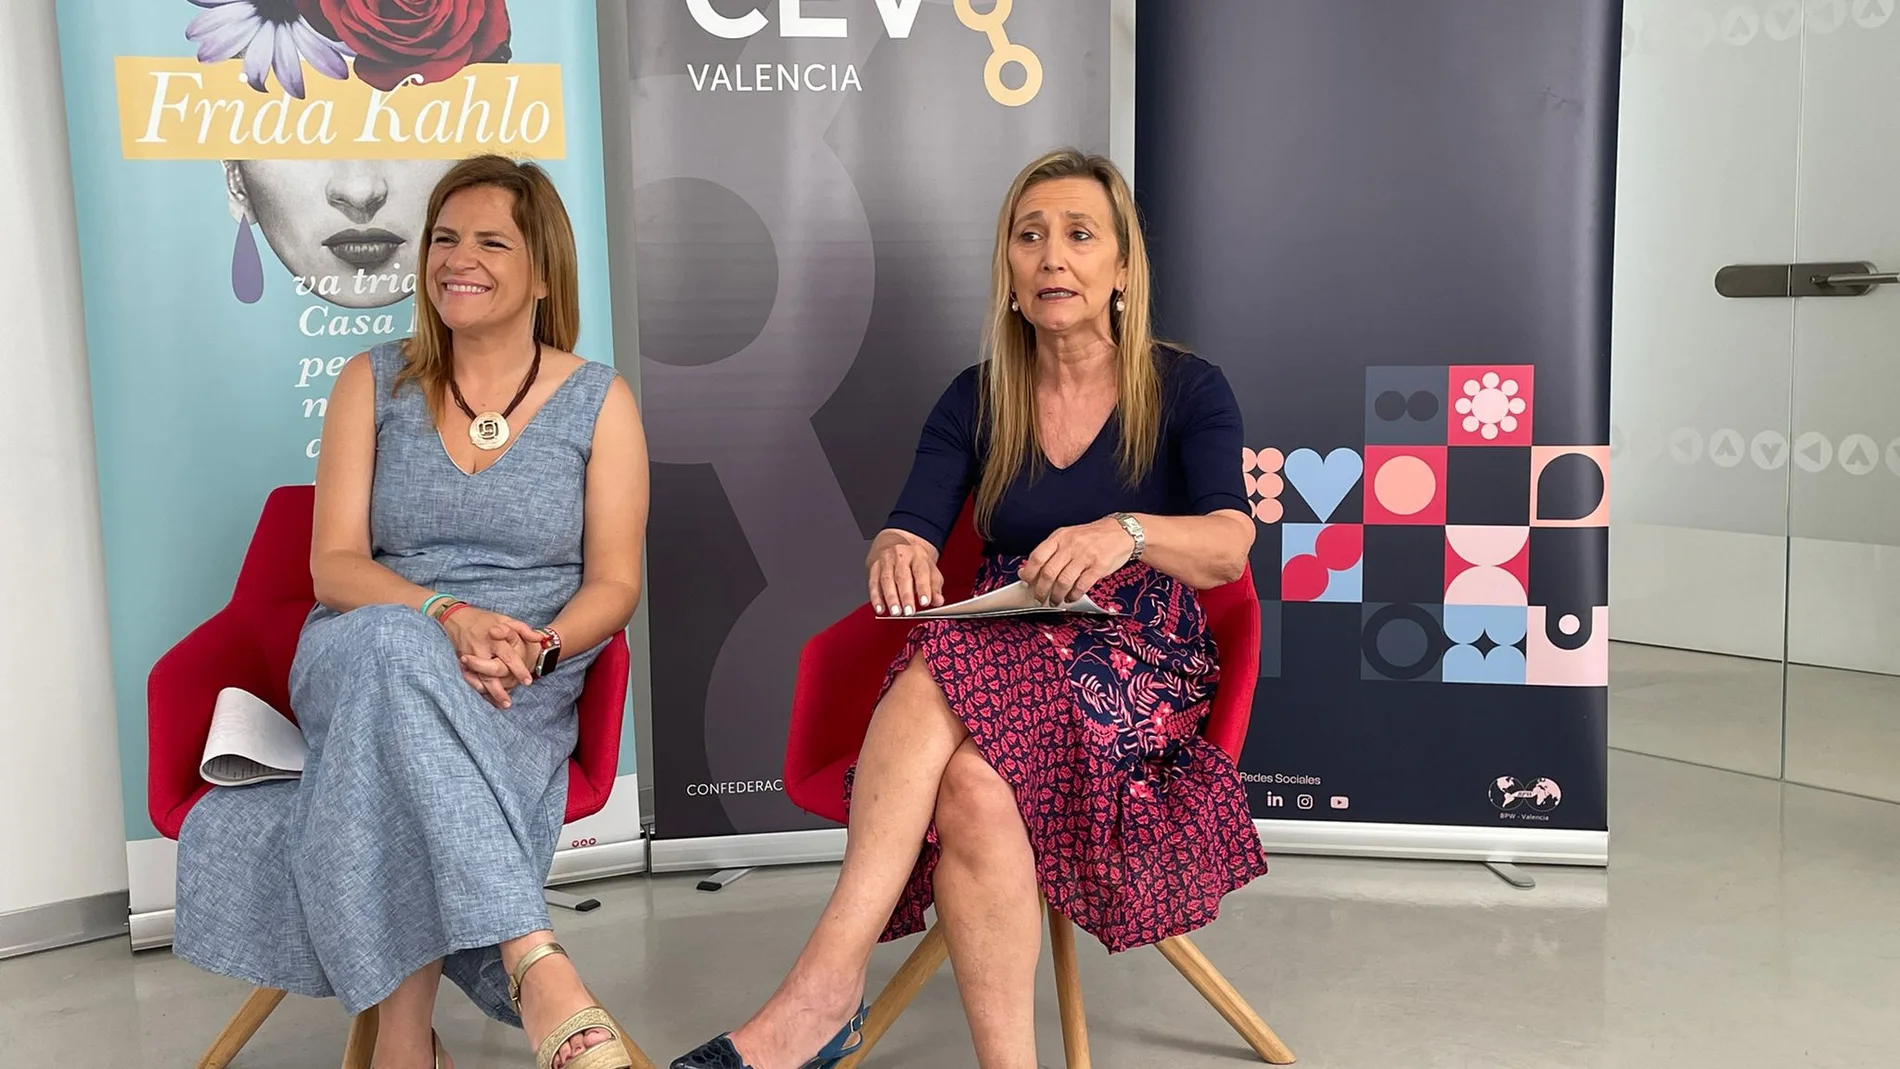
[[1297, 794, 1315, 810], [1330, 796, 1350, 810]]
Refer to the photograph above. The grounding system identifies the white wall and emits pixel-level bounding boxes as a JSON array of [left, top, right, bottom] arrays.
[[1110, 0, 1136, 181], [0, 0, 130, 916]]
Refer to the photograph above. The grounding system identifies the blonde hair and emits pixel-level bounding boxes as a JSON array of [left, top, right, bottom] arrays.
[[396, 154, 580, 410], [974, 148, 1165, 536]]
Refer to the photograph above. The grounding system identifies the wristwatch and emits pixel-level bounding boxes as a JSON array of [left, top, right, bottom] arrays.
[[1111, 512, 1146, 562], [532, 628, 563, 679]]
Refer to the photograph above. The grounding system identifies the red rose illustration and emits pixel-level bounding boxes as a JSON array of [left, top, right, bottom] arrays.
[[297, 0, 511, 92]]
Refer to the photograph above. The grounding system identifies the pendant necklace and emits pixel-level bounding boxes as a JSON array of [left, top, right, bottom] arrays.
[[450, 339, 541, 451]]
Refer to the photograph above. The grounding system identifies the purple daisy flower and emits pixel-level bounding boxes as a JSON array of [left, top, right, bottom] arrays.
[[185, 0, 352, 99]]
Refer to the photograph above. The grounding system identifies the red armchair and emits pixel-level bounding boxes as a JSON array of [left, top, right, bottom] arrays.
[[148, 483, 636, 1069], [783, 507, 1295, 1067]]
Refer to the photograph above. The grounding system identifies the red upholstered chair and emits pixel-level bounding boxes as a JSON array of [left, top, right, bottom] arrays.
[[147, 484, 638, 1069], [784, 505, 1296, 1067]]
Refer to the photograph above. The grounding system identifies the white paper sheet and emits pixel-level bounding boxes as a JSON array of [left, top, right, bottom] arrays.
[[199, 687, 307, 787], [905, 580, 1118, 620]]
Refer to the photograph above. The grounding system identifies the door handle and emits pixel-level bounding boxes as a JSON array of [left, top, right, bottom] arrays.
[[1813, 270, 1900, 288], [1715, 261, 1897, 298]]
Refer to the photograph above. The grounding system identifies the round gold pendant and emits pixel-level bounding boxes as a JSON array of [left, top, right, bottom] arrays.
[[468, 411, 511, 451]]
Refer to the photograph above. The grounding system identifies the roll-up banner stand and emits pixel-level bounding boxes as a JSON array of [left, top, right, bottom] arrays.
[[54, 0, 634, 947], [628, 0, 1116, 870], [1135, 0, 1617, 868]]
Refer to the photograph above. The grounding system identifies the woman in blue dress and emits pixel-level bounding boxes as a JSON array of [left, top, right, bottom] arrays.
[[174, 155, 652, 1069]]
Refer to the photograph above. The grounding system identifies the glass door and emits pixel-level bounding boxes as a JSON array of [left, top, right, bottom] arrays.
[[1783, 0, 1900, 803], [1608, 0, 1799, 779]]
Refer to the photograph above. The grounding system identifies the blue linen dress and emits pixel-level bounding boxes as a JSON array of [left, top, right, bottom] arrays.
[[174, 340, 615, 1026]]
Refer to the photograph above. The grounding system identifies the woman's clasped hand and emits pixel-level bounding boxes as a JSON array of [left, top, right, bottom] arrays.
[[437, 604, 543, 708]]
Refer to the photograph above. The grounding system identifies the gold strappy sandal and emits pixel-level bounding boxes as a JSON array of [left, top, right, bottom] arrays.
[[509, 941, 638, 1069]]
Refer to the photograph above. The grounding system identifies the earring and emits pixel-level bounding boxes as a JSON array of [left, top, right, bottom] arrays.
[[1010, 297, 1019, 312], [231, 216, 264, 304], [1114, 291, 1126, 314]]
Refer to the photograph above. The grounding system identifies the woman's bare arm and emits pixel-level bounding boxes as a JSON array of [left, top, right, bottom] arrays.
[[309, 354, 436, 613], [1120, 508, 1255, 589], [541, 375, 649, 651]]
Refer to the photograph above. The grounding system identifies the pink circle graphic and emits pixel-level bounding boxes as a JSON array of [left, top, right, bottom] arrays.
[[1446, 568, 1528, 606], [1559, 614, 1582, 636], [1314, 523, 1363, 570], [1282, 555, 1328, 601], [1373, 455, 1437, 515], [1447, 525, 1530, 567]]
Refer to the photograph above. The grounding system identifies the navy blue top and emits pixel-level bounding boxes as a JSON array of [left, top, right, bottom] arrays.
[[886, 349, 1249, 556]]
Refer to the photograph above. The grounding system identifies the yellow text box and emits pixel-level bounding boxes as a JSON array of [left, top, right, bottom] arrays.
[[115, 57, 566, 161]]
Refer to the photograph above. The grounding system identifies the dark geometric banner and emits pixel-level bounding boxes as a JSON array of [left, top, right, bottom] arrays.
[[1137, 0, 1618, 837], [628, 0, 1111, 841]]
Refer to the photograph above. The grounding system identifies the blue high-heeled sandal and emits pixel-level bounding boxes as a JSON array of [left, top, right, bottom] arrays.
[[668, 1002, 867, 1069]]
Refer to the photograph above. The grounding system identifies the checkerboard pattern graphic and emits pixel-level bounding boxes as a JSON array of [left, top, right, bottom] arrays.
[[1246, 364, 1607, 687]]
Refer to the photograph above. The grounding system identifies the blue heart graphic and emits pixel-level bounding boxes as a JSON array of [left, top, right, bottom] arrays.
[[1283, 448, 1363, 522]]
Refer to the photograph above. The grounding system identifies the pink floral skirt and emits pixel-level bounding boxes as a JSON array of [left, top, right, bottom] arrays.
[[844, 556, 1269, 953]]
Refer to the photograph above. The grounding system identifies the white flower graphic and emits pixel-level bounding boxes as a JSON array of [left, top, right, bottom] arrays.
[[185, 0, 352, 100], [1455, 372, 1526, 440]]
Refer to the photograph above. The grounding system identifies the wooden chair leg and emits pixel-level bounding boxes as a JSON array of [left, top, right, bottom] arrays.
[[197, 987, 288, 1069], [1156, 936, 1296, 1064], [607, 1009, 660, 1069], [835, 924, 949, 1069], [1046, 905, 1091, 1069], [624, 1040, 660, 1069], [340, 1005, 378, 1069]]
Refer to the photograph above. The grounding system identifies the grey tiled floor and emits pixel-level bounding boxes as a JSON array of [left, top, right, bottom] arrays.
[[1, 750, 1896, 1067]]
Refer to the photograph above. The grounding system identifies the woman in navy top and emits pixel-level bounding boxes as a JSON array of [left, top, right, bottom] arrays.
[[674, 151, 1270, 1069], [883, 348, 1255, 560]]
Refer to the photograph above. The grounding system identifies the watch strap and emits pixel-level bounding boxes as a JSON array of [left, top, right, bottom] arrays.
[[532, 628, 562, 678], [1112, 512, 1146, 562]]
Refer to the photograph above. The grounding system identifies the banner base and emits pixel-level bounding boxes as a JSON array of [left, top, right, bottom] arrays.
[[644, 822, 1603, 877], [129, 908, 175, 953], [126, 816, 1600, 951], [649, 829, 846, 874], [1255, 819, 1607, 867]]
